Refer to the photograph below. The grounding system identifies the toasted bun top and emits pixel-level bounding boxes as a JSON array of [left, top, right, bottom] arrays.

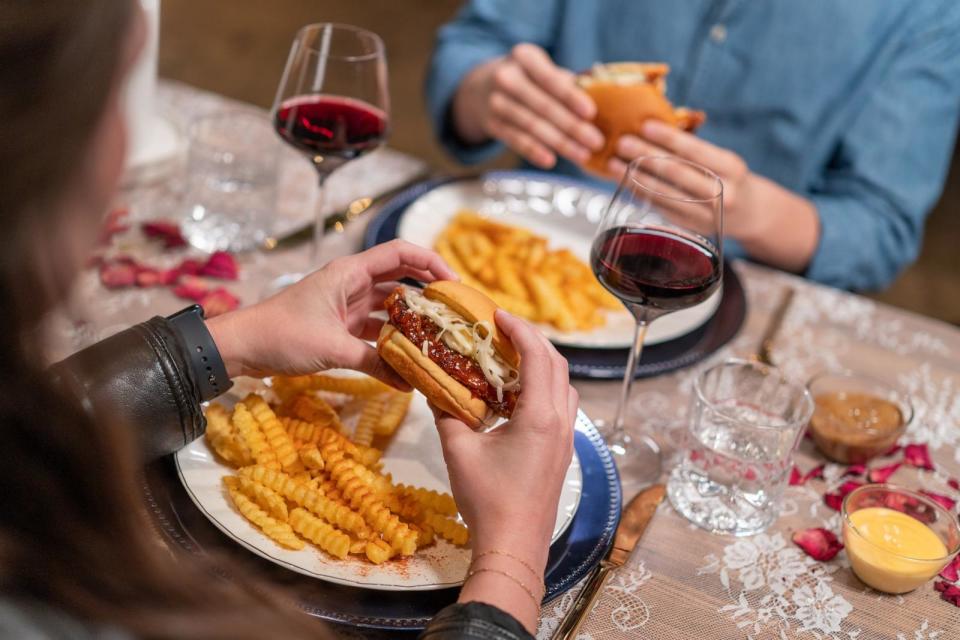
[[577, 62, 670, 89], [424, 280, 520, 369]]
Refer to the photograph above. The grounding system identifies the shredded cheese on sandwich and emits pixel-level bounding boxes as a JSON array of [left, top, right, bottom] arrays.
[[402, 287, 520, 402]]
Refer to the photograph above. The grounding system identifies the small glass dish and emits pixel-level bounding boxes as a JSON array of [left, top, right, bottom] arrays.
[[807, 371, 912, 464], [842, 484, 960, 594]]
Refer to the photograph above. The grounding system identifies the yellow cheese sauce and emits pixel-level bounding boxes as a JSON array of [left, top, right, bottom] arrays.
[[844, 507, 948, 593]]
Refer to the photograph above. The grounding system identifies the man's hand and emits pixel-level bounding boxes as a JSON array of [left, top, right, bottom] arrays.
[[452, 43, 604, 168]]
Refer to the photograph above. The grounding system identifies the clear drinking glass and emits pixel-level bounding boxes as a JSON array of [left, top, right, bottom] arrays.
[[182, 111, 279, 252], [266, 23, 389, 292], [590, 156, 723, 489], [668, 359, 814, 536]]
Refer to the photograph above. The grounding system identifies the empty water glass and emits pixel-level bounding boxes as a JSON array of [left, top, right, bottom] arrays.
[[182, 111, 279, 252], [668, 359, 814, 536]]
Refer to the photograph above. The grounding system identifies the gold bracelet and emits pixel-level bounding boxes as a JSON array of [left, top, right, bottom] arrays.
[[471, 549, 542, 580], [465, 567, 543, 612]]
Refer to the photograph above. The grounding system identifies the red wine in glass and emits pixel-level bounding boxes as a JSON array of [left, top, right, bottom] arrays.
[[591, 226, 721, 313], [274, 95, 387, 162]]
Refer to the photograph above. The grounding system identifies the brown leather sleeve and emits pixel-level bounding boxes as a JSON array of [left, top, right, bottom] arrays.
[[51, 316, 206, 461]]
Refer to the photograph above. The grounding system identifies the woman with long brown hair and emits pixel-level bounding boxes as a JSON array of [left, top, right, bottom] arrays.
[[0, 1, 577, 638]]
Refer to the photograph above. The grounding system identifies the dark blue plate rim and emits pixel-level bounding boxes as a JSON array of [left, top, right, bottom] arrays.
[[143, 412, 620, 631], [362, 170, 747, 381]]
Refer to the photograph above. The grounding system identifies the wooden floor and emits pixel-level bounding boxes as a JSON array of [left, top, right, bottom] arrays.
[[159, 0, 960, 325]]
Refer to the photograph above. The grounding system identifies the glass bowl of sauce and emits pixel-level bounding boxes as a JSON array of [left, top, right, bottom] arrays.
[[842, 484, 960, 593], [807, 372, 912, 464]]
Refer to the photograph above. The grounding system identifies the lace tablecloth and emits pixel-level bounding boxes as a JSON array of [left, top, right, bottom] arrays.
[[51, 82, 960, 639]]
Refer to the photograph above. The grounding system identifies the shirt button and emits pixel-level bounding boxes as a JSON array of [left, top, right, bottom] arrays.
[[710, 23, 727, 44]]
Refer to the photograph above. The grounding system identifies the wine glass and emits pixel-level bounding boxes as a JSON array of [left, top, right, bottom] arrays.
[[267, 23, 389, 291], [590, 155, 723, 488]]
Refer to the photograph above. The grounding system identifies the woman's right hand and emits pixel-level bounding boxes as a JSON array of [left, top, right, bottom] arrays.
[[451, 43, 604, 169], [435, 310, 578, 574]]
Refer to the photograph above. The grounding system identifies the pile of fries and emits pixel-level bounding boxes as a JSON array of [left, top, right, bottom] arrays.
[[434, 211, 621, 332], [205, 373, 467, 565]]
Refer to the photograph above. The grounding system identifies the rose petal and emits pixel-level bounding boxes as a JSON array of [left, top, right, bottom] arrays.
[[919, 490, 957, 511], [789, 466, 803, 486], [142, 220, 187, 249], [199, 288, 239, 317], [883, 443, 902, 457], [804, 464, 825, 484], [940, 555, 960, 582], [99, 207, 130, 245], [948, 478, 959, 492], [935, 581, 960, 607], [175, 259, 203, 277], [135, 268, 164, 288], [99, 259, 137, 289], [792, 528, 843, 561], [867, 462, 902, 483], [903, 443, 935, 471], [824, 480, 863, 511], [172, 276, 209, 302], [198, 251, 239, 280], [844, 464, 867, 477]]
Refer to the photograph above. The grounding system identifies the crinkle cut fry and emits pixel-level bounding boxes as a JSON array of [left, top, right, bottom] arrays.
[[205, 403, 252, 466], [232, 403, 280, 469], [224, 475, 288, 521], [305, 373, 394, 397], [316, 422, 382, 467], [224, 481, 303, 550], [322, 444, 393, 497], [375, 392, 412, 436], [326, 456, 417, 556], [290, 395, 343, 432], [239, 465, 369, 538], [422, 510, 469, 546], [397, 483, 458, 517], [353, 395, 386, 447], [364, 537, 395, 564], [289, 508, 350, 559], [242, 394, 302, 472]]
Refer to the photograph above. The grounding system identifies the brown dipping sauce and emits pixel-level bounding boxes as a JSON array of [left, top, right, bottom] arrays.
[[809, 392, 904, 464]]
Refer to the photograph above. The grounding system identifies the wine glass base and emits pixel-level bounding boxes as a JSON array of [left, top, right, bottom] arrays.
[[593, 419, 663, 495], [260, 272, 306, 301]]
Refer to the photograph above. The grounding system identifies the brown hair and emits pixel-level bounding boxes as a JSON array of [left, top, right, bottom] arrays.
[[0, 1, 327, 637]]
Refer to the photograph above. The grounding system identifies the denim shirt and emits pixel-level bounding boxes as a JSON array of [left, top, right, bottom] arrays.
[[426, 0, 960, 291]]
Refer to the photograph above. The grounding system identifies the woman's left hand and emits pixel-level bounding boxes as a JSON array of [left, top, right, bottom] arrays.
[[207, 240, 457, 388]]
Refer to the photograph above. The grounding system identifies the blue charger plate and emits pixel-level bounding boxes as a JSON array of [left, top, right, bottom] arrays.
[[143, 411, 621, 631], [362, 170, 747, 380]]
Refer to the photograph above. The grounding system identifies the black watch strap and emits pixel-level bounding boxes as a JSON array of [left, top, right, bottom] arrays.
[[167, 304, 232, 401]]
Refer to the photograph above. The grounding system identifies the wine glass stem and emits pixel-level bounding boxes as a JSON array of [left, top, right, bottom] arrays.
[[311, 171, 332, 268], [611, 319, 649, 441]]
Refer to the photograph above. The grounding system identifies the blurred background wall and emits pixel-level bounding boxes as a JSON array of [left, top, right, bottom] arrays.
[[159, 0, 959, 325]]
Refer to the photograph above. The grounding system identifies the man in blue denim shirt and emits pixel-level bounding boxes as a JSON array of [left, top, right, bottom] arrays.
[[426, 1, 960, 291]]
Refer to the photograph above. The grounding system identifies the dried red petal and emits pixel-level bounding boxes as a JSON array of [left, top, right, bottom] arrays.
[[198, 251, 239, 280], [174, 259, 203, 277], [903, 443, 935, 471], [142, 220, 187, 249], [792, 528, 843, 561], [789, 466, 803, 486], [804, 464, 825, 483], [948, 478, 960, 492], [172, 276, 209, 302], [919, 490, 957, 511], [940, 555, 960, 582], [99, 207, 130, 245], [883, 443, 902, 457], [935, 581, 960, 607], [844, 464, 867, 477], [135, 268, 164, 288], [867, 462, 902, 483], [199, 288, 239, 317], [824, 480, 863, 512], [99, 260, 137, 289]]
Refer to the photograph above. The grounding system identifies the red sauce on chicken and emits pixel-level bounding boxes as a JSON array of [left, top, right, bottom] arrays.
[[385, 289, 518, 417]]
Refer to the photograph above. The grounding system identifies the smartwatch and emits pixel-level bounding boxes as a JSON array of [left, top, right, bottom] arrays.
[[167, 304, 233, 401]]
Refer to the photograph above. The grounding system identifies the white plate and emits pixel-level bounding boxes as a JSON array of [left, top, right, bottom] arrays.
[[396, 179, 721, 349], [176, 377, 582, 591]]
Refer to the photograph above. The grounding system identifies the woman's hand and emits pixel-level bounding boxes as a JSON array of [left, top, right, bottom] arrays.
[[611, 121, 820, 272], [207, 240, 457, 387], [452, 43, 604, 169], [434, 310, 577, 631]]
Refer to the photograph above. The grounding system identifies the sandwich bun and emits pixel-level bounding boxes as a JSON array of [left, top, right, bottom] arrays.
[[578, 62, 706, 176], [376, 281, 519, 430]]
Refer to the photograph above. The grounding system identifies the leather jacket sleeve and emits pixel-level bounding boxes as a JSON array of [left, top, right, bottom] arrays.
[[51, 316, 207, 461], [419, 602, 534, 639]]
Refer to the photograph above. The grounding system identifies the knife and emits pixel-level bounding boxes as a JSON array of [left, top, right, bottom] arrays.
[[262, 169, 431, 251], [552, 484, 665, 640]]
